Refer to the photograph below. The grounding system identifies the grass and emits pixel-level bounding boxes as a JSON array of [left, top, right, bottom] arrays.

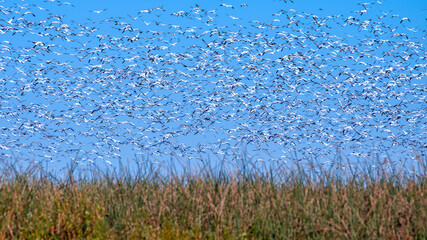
[[0, 152, 425, 239]]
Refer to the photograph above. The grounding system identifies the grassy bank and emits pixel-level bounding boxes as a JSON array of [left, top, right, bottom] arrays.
[[0, 154, 426, 239]]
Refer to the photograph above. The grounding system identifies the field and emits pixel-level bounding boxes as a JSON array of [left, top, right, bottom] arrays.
[[0, 153, 426, 239]]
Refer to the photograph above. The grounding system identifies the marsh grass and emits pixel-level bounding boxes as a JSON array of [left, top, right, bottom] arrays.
[[0, 152, 425, 239]]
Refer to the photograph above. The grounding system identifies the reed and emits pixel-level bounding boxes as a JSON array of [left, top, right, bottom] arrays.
[[0, 152, 425, 239]]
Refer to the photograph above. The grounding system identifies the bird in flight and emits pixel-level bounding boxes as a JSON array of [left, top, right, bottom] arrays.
[[90, 9, 107, 14], [220, 4, 234, 9], [0, 0, 424, 168], [400, 17, 410, 23]]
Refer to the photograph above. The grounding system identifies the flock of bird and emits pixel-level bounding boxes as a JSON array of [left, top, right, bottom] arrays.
[[0, 0, 425, 166]]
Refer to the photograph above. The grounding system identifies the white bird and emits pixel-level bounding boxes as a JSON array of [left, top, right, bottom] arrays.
[[90, 9, 107, 14], [400, 17, 410, 23], [220, 4, 234, 9]]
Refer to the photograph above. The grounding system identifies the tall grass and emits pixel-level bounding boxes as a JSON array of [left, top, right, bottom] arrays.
[[0, 152, 425, 239]]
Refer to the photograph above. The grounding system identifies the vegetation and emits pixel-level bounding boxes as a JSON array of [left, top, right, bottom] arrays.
[[0, 153, 425, 239]]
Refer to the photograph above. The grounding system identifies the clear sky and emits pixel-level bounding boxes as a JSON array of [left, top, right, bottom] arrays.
[[0, 0, 426, 175]]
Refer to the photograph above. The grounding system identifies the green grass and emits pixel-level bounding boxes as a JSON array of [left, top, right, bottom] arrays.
[[0, 152, 425, 239]]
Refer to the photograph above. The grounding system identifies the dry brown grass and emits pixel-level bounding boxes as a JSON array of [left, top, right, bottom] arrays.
[[0, 153, 425, 239]]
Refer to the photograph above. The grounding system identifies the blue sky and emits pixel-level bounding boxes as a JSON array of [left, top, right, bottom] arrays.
[[65, 0, 427, 26], [0, 0, 426, 175]]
